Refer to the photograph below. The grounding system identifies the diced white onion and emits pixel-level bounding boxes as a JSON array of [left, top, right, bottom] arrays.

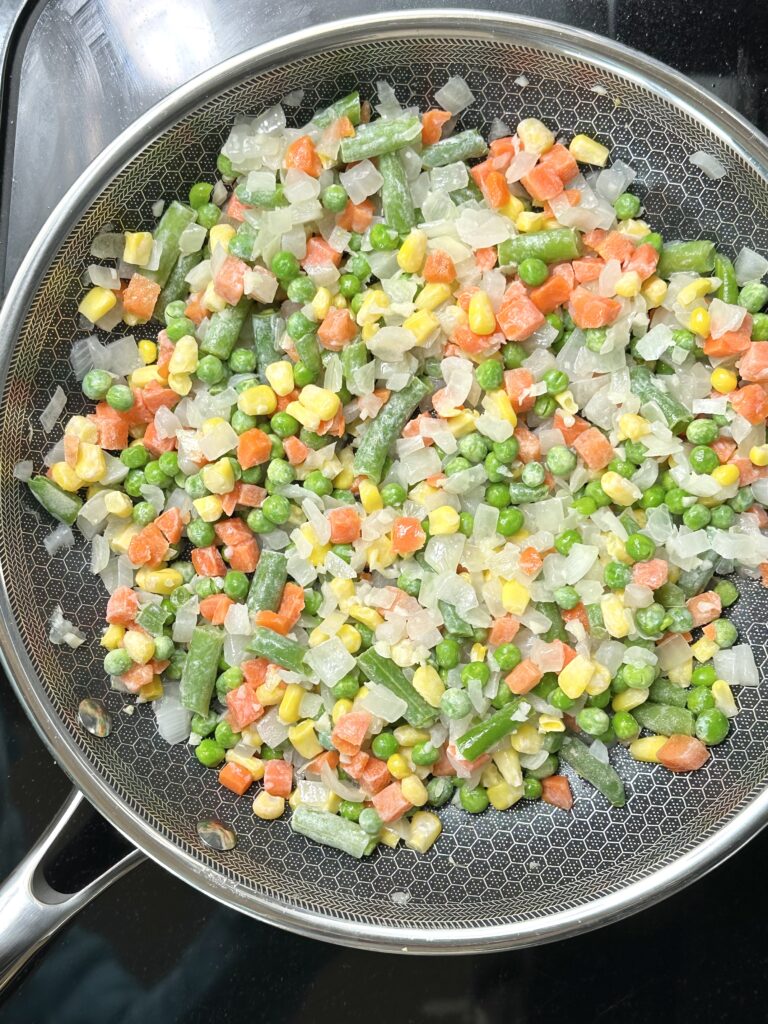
[[44, 524, 75, 556], [435, 76, 475, 115], [734, 247, 768, 286], [689, 151, 727, 179], [40, 386, 67, 433], [154, 683, 192, 745]]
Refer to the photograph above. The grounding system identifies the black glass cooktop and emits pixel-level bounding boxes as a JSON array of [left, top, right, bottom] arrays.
[[1, 1, 767, 1021]]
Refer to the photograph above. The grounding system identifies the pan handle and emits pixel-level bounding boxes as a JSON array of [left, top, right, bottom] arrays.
[[0, 788, 144, 991]]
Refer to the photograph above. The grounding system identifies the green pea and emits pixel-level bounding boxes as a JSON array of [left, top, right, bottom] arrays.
[[338, 800, 363, 822], [714, 579, 738, 607], [695, 708, 729, 745], [689, 445, 719, 474], [738, 280, 768, 314], [266, 459, 295, 488], [267, 411, 299, 439], [500, 342, 525, 369], [458, 432, 489, 464], [302, 588, 322, 617], [120, 444, 149, 470], [685, 418, 718, 445], [370, 731, 397, 759], [103, 648, 133, 675], [332, 675, 360, 700], [665, 487, 688, 515], [164, 300, 187, 323], [166, 315, 195, 342], [572, 496, 597, 516], [155, 452, 177, 479], [412, 741, 440, 766], [671, 328, 697, 352], [584, 480, 611, 507], [338, 273, 361, 299], [215, 667, 244, 701], [397, 573, 422, 598], [666, 606, 694, 633], [640, 484, 665, 509], [550, 687, 575, 711], [105, 384, 134, 412], [461, 662, 490, 686], [189, 181, 213, 209], [196, 202, 221, 230], [196, 354, 225, 386], [332, 489, 356, 505], [523, 777, 542, 800], [497, 507, 524, 536], [492, 437, 519, 464], [271, 250, 301, 282], [186, 519, 214, 548], [517, 257, 548, 287], [82, 369, 112, 401], [369, 223, 400, 251], [682, 503, 711, 530], [612, 710, 640, 742], [752, 313, 768, 341], [687, 686, 715, 714], [614, 192, 641, 219], [460, 785, 490, 813], [440, 688, 472, 719], [321, 183, 348, 212], [710, 505, 735, 529], [346, 255, 371, 281], [380, 482, 406, 507], [533, 394, 557, 418], [165, 650, 187, 680], [359, 808, 383, 835], [554, 529, 580, 556], [546, 444, 577, 477], [543, 368, 569, 395], [293, 361, 316, 387], [304, 470, 333, 496], [475, 359, 504, 391], [730, 486, 755, 513], [713, 618, 738, 648], [607, 458, 635, 480], [443, 455, 470, 477], [635, 603, 666, 636], [190, 711, 218, 737], [435, 637, 461, 669], [193, 578, 218, 599], [483, 452, 506, 482], [521, 461, 545, 487], [195, 739, 225, 767], [576, 707, 610, 736], [485, 483, 510, 508], [494, 642, 521, 671], [427, 776, 455, 808], [123, 469, 146, 498], [604, 561, 632, 589], [585, 327, 607, 353], [132, 501, 157, 526], [691, 664, 717, 687], [214, 721, 241, 749], [262, 494, 291, 525], [624, 440, 648, 466], [623, 662, 655, 689], [223, 571, 248, 601], [144, 461, 172, 488], [624, 533, 655, 562], [553, 585, 580, 610]]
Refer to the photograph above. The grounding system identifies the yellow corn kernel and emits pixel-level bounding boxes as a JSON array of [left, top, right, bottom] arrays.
[[168, 334, 199, 376], [265, 360, 295, 397], [415, 282, 452, 312], [331, 698, 353, 724], [378, 826, 401, 848], [168, 372, 192, 396], [138, 676, 164, 702], [468, 290, 496, 336], [601, 593, 631, 638], [65, 415, 98, 443], [541, 217, 560, 231], [487, 780, 523, 811], [601, 470, 641, 507], [517, 117, 555, 154], [288, 720, 324, 759], [498, 195, 525, 221], [614, 271, 642, 298], [332, 293, 348, 310], [361, 322, 379, 342], [397, 229, 428, 273], [238, 384, 277, 416], [444, 409, 478, 438], [50, 462, 83, 492], [123, 629, 155, 665], [405, 811, 442, 853], [538, 714, 566, 733], [201, 457, 236, 495], [202, 281, 227, 313], [604, 533, 631, 565], [359, 478, 383, 513], [511, 722, 542, 755], [192, 494, 223, 522], [355, 288, 389, 326], [329, 577, 355, 603], [123, 231, 153, 266], [618, 413, 651, 441], [285, 400, 321, 431], [487, 389, 518, 427], [386, 753, 411, 780], [428, 505, 460, 535], [668, 659, 693, 686], [367, 536, 397, 570], [558, 654, 595, 699], [629, 735, 667, 763], [712, 679, 739, 718], [501, 579, 530, 616], [129, 364, 164, 389], [750, 444, 768, 467], [348, 605, 384, 629], [110, 522, 141, 555], [337, 624, 362, 654], [333, 464, 354, 490], [691, 637, 720, 663], [493, 747, 522, 787], [134, 567, 183, 596], [688, 306, 710, 337], [677, 277, 718, 306], [255, 681, 284, 706], [104, 490, 133, 518], [100, 624, 125, 650], [78, 286, 117, 324], [586, 662, 612, 696], [75, 443, 107, 484], [401, 774, 428, 807], [137, 339, 157, 365], [310, 285, 332, 320], [402, 309, 440, 345], [299, 384, 340, 422], [411, 665, 445, 708], [641, 275, 668, 308], [393, 726, 429, 747], [568, 133, 610, 166], [209, 223, 236, 252], [201, 416, 228, 435], [621, 218, 651, 239], [252, 792, 285, 820], [555, 389, 579, 415], [225, 750, 265, 781], [308, 626, 329, 647], [470, 642, 486, 662], [711, 367, 737, 394], [516, 211, 547, 233], [241, 726, 262, 748], [612, 687, 649, 712], [711, 463, 740, 487], [279, 683, 305, 724]]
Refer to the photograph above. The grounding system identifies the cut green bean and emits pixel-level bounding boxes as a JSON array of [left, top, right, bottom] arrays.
[[379, 151, 416, 233], [144, 201, 198, 288], [340, 115, 422, 162], [252, 311, 283, 372], [507, 483, 549, 505], [629, 366, 692, 433], [456, 699, 525, 761], [200, 298, 251, 360], [229, 222, 259, 262], [353, 377, 432, 483], [312, 92, 362, 129], [180, 625, 225, 715], [248, 626, 307, 674], [634, 702, 695, 737], [421, 129, 488, 169], [28, 476, 82, 526], [657, 239, 715, 278], [714, 252, 738, 304], [247, 550, 288, 614], [560, 736, 626, 807], [498, 228, 582, 268], [341, 339, 369, 389], [539, 601, 567, 643], [294, 331, 323, 378], [155, 251, 202, 321], [677, 556, 715, 599], [648, 678, 689, 708], [357, 649, 437, 728], [438, 600, 474, 638], [290, 806, 376, 858], [235, 182, 287, 210]]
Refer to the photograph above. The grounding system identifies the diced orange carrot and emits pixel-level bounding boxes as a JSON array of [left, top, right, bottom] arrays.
[[331, 710, 372, 756], [328, 506, 361, 544], [214, 517, 253, 546], [595, 230, 636, 264], [128, 523, 169, 568], [338, 749, 371, 781], [554, 639, 577, 667], [425, 472, 446, 488], [276, 388, 299, 412], [225, 682, 264, 732], [760, 563, 768, 587], [184, 291, 206, 324], [106, 586, 138, 626], [553, 409, 590, 444], [317, 307, 357, 350], [423, 249, 456, 283], [263, 758, 293, 797], [496, 281, 546, 341], [304, 750, 339, 775], [283, 135, 322, 176], [336, 198, 374, 232], [122, 273, 161, 320], [749, 504, 768, 528], [541, 776, 573, 810], [568, 286, 621, 329], [480, 169, 510, 209], [514, 424, 541, 463], [703, 319, 752, 357], [143, 419, 176, 457], [391, 516, 426, 555], [505, 659, 543, 695], [519, 546, 543, 576], [572, 426, 614, 470], [475, 246, 497, 271], [302, 236, 342, 270], [529, 273, 573, 314], [191, 546, 227, 577], [521, 162, 564, 202], [242, 658, 270, 686], [63, 433, 79, 467], [624, 243, 659, 281], [121, 662, 154, 692], [561, 603, 590, 631], [421, 108, 451, 145], [582, 228, 607, 253], [141, 383, 180, 416], [658, 735, 709, 772], [729, 457, 763, 486], [316, 408, 346, 437], [371, 781, 412, 823], [154, 507, 186, 544], [686, 591, 722, 628], [738, 341, 768, 382], [711, 436, 738, 463], [218, 761, 253, 796], [632, 559, 668, 589], [237, 428, 272, 469], [539, 142, 579, 183], [226, 537, 260, 573], [90, 403, 130, 450], [230, 483, 266, 510], [277, 582, 305, 631], [213, 255, 248, 305], [452, 323, 504, 357], [225, 193, 251, 222], [489, 615, 520, 646], [540, 189, 581, 218], [503, 367, 536, 412], [199, 594, 234, 625], [730, 384, 768, 424], [469, 157, 494, 191], [488, 135, 518, 170], [254, 610, 290, 634], [402, 413, 435, 444], [359, 757, 391, 795], [278, 435, 307, 467], [572, 256, 606, 283], [430, 746, 456, 777]]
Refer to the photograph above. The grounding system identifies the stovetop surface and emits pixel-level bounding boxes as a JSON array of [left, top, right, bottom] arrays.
[[1, 2, 767, 1021]]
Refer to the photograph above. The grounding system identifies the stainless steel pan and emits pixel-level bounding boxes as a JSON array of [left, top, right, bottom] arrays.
[[2, 9, 768, 984]]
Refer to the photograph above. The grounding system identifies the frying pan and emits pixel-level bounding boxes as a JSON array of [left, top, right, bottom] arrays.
[[2, 9, 768, 985]]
